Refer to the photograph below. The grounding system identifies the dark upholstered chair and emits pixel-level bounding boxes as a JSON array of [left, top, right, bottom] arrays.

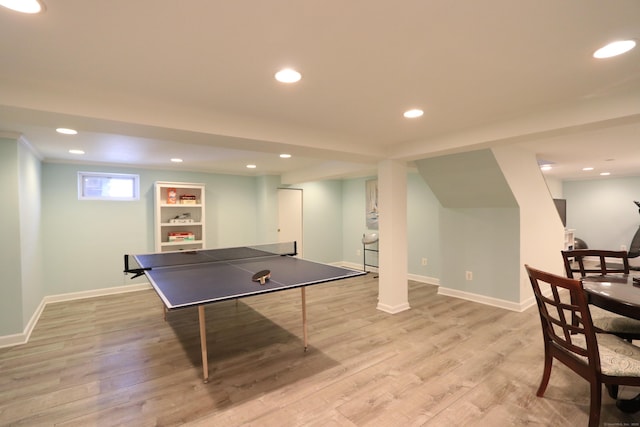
[[561, 249, 640, 342], [525, 265, 640, 427]]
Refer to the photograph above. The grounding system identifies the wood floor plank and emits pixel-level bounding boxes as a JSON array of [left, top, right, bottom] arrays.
[[1, 275, 638, 426]]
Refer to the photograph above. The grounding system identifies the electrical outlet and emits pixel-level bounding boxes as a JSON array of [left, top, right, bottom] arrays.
[[465, 271, 473, 281], [621, 245, 627, 251], [421, 257, 428, 266], [356, 249, 362, 256]]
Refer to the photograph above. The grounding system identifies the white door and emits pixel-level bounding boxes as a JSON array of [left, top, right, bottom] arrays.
[[278, 188, 303, 256]]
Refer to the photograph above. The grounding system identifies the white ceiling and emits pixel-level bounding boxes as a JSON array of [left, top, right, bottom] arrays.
[[1, 1, 639, 183]]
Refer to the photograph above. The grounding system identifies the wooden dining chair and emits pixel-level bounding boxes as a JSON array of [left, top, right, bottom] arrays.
[[561, 249, 640, 342], [525, 265, 640, 426], [562, 249, 630, 277]]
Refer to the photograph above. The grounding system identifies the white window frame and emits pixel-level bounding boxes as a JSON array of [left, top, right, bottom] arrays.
[[78, 172, 140, 201]]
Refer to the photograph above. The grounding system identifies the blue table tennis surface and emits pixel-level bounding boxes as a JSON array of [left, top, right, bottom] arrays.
[[133, 248, 365, 309]]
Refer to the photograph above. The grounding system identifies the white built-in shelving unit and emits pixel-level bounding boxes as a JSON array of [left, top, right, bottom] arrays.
[[154, 181, 205, 252]]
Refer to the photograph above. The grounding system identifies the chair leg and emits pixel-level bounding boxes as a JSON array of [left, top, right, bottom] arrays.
[[606, 384, 618, 399], [588, 382, 602, 427], [616, 394, 640, 414], [536, 351, 553, 397]]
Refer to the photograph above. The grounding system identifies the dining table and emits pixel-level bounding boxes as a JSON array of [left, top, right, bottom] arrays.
[[582, 274, 640, 320], [581, 273, 640, 411]]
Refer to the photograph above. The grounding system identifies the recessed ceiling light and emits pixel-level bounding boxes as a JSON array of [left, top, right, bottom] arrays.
[[246, 164, 257, 169], [582, 167, 594, 171], [56, 128, 78, 135], [170, 158, 183, 163], [279, 153, 292, 159], [403, 109, 424, 119], [68, 149, 84, 155], [540, 164, 552, 171], [0, 0, 45, 13], [275, 68, 301, 83], [600, 172, 611, 176], [593, 40, 636, 58]]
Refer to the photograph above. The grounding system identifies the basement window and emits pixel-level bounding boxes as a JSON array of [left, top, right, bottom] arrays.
[[78, 172, 140, 201]]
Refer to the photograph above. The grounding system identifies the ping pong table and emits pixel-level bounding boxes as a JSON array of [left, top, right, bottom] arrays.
[[124, 242, 365, 382]]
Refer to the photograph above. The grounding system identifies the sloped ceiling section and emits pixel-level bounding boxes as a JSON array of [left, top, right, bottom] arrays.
[[415, 150, 518, 208]]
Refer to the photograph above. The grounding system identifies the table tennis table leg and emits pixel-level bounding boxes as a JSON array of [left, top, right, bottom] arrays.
[[198, 306, 209, 383], [301, 287, 308, 351]]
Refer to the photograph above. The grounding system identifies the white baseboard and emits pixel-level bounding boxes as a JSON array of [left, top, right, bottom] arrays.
[[340, 264, 528, 313], [437, 286, 536, 312], [408, 273, 440, 286], [377, 301, 411, 314], [334, 261, 370, 273], [0, 263, 537, 349], [0, 282, 151, 349], [0, 332, 32, 349], [334, 262, 440, 287], [42, 282, 151, 305]]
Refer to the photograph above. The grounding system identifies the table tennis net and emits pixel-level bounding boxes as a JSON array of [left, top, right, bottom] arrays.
[[127, 241, 297, 271]]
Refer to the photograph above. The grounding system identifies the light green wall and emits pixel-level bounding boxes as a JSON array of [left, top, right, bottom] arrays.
[[417, 150, 518, 208], [563, 177, 640, 251], [10, 147, 635, 338], [340, 172, 442, 280], [42, 164, 151, 294], [39, 165, 347, 296], [18, 140, 44, 328], [341, 177, 371, 267], [256, 175, 281, 243], [41, 163, 358, 295], [41, 164, 264, 294], [0, 138, 24, 335], [440, 207, 520, 301], [416, 150, 521, 302], [3, 151, 528, 337], [407, 172, 441, 279], [295, 180, 344, 263], [0, 137, 45, 336]]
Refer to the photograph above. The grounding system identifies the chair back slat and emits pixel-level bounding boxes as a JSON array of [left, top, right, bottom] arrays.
[[561, 249, 630, 278], [525, 265, 600, 368]]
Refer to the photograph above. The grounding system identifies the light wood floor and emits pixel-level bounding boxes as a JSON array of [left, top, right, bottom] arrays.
[[1, 274, 639, 426]]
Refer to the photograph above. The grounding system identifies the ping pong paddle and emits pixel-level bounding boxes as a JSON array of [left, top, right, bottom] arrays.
[[252, 269, 271, 285]]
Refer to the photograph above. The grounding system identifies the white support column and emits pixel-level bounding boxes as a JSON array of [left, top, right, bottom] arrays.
[[377, 159, 410, 314]]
